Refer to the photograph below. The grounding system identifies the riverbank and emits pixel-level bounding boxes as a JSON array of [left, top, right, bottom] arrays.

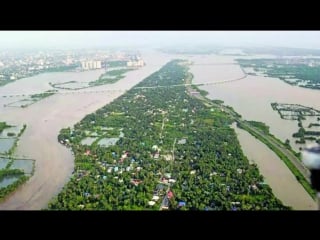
[[232, 124, 317, 210], [189, 54, 320, 153], [48, 60, 288, 210], [0, 51, 171, 209], [188, 54, 318, 209]]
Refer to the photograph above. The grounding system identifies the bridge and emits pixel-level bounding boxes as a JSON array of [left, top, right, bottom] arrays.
[[0, 66, 249, 99]]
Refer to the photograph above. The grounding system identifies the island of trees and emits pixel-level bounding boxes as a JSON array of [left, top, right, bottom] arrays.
[[48, 60, 289, 210], [49, 67, 134, 90]]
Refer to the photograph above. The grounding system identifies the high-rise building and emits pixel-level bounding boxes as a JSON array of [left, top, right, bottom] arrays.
[[81, 60, 102, 70]]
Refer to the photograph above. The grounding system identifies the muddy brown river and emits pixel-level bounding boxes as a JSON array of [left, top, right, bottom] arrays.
[[0, 51, 172, 209]]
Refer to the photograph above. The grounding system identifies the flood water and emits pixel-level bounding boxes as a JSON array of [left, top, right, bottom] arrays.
[[1, 50, 317, 210], [0, 138, 16, 153], [0, 50, 172, 210], [0, 158, 10, 169], [189, 54, 319, 210], [0, 125, 23, 138], [0, 176, 20, 189], [189, 54, 320, 153], [9, 159, 34, 175], [232, 123, 317, 210]]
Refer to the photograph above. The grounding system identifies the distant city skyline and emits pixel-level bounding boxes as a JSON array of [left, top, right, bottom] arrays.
[[1, 31, 320, 49]]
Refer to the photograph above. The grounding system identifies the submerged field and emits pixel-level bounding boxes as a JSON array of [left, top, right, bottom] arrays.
[[271, 102, 320, 146], [0, 156, 35, 201], [0, 122, 34, 201], [237, 58, 320, 89]]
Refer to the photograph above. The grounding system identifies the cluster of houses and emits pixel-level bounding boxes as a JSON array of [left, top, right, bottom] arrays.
[[146, 170, 188, 210], [74, 135, 192, 210]]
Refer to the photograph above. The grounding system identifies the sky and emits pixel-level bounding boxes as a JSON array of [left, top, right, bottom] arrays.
[[0, 31, 320, 49]]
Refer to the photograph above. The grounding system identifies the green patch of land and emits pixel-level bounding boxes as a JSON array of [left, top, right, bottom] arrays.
[[237, 121, 315, 198], [30, 90, 56, 100], [89, 68, 135, 86], [245, 121, 270, 135], [237, 58, 320, 89], [50, 67, 135, 90], [48, 60, 289, 210], [0, 122, 11, 133]]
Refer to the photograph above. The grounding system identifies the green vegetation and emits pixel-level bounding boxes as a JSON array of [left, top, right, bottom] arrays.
[[50, 67, 135, 89], [237, 121, 316, 198], [238, 58, 320, 89], [0, 157, 33, 202], [89, 68, 134, 86], [48, 60, 289, 210], [30, 90, 56, 99], [271, 102, 320, 120], [240, 119, 301, 160], [197, 88, 209, 97], [0, 173, 28, 201], [212, 99, 224, 105], [0, 169, 24, 182], [293, 127, 320, 144], [271, 102, 320, 146], [7, 124, 26, 156], [0, 122, 11, 133], [49, 64, 137, 90], [246, 121, 270, 135], [0, 123, 32, 201], [308, 123, 320, 128]]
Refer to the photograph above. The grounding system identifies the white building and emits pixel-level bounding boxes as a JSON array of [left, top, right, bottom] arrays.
[[81, 60, 102, 70], [127, 59, 145, 67]]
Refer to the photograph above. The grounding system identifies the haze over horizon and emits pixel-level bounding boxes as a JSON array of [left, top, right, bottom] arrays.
[[0, 31, 320, 50]]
